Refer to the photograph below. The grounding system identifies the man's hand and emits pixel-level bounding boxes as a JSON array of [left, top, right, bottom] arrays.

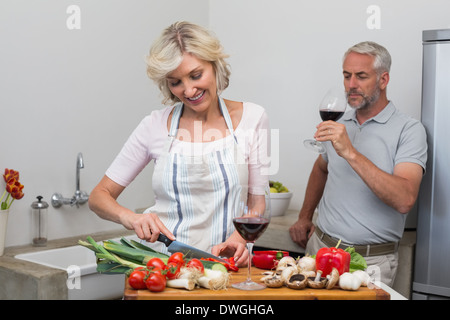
[[289, 216, 315, 248]]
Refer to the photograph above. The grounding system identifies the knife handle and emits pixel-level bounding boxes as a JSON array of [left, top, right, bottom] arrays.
[[157, 233, 172, 247]]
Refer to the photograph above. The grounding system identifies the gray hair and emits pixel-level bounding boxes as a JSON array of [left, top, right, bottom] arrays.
[[343, 41, 391, 75], [146, 21, 231, 105]]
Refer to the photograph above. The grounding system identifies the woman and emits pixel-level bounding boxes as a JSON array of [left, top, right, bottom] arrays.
[[89, 21, 270, 266]]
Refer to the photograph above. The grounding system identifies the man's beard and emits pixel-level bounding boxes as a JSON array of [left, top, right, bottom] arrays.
[[346, 87, 380, 110]]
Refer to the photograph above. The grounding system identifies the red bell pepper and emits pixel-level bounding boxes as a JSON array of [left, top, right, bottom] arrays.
[[315, 243, 351, 277], [252, 250, 289, 269]]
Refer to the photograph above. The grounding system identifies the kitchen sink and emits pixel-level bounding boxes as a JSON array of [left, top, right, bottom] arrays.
[[15, 235, 140, 300]]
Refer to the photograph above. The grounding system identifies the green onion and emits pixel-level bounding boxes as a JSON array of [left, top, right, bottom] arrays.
[[119, 237, 159, 254], [96, 260, 134, 274], [103, 241, 169, 264], [78, 236, 170, 275], [78, 237, 144, 272]]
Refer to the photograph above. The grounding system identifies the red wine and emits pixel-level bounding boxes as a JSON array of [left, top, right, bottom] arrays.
[[320, 110, 344, 121], [233, 217, 269, 242]]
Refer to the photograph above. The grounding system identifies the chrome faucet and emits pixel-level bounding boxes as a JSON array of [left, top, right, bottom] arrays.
[[75, 152, 84, 198], [52, 152, 89, 208]]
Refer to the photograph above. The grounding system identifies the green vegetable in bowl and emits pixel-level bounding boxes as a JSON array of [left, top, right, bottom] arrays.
[[269, 180, 290, 193]]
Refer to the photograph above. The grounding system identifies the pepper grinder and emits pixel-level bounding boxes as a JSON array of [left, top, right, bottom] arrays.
[[31, 196, 49, 247]]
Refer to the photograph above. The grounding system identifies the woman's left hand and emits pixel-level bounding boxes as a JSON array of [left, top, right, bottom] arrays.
[[211, 233, 248, 267]]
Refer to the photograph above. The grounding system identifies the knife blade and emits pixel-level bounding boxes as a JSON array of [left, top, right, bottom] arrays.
[[157, 233, 228, 264]]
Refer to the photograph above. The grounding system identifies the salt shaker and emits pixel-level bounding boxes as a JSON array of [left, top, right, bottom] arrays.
[[31, 196, 49, 246]]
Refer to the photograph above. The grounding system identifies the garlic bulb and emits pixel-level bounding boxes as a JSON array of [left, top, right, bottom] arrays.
[[338, 272, 362, 291], [352, 270, 370, 287]]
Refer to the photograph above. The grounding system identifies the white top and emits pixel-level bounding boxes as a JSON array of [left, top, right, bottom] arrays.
[[106, 101, 270, 195]]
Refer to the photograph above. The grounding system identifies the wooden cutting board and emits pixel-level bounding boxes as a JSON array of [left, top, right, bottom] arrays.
[[123, 267, 390, 300]]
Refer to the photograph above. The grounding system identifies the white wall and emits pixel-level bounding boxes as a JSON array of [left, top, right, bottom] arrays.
[[1, 0, 450, 247], [0, 0, 209, 246], [210, 0, 450, 212]]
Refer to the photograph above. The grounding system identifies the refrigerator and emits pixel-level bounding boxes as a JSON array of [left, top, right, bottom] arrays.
[[412, 29, 450, 300]]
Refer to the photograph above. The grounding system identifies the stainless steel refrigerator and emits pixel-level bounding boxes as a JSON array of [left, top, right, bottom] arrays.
[[412, 29, 450, 300]]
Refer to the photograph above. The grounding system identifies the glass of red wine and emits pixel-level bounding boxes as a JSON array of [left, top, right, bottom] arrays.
[[303, 87, 347, 154], [232, 186, 271, 290]]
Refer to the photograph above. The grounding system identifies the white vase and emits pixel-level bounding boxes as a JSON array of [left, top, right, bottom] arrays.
[[0, 209, 9, 256]]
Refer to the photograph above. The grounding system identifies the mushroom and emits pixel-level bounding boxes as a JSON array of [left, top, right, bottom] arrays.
[[280, 265, 299, 284], [263, 274, 284, 288], [307, 276, 327, 289], [301, 270, 316, 278], [306, 269, 327, 288], [286, 273, 307, 290], [276, 256, 297, 272], [326, 268, 340, 290]]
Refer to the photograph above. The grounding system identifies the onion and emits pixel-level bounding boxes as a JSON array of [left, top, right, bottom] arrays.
[[198, 269, 230, 290]]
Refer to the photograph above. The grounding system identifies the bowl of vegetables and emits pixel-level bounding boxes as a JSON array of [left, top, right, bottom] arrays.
[[267, 181, 293, 217]]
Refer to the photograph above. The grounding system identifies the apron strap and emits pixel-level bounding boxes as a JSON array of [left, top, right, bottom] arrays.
[[169, 102, 183, 137], [218, 97, 236, 140]]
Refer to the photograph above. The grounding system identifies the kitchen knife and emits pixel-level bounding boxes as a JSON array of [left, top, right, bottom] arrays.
[[157, 233, 228, 264]]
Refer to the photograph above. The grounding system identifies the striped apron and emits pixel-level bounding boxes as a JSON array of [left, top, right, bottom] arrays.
[[144, 98, 248, 254]]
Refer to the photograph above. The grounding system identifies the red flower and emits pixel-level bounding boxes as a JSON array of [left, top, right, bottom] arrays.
[[1, 168, 25, 210], [6, 179, 24, 200], [3, 168, 19, 183]]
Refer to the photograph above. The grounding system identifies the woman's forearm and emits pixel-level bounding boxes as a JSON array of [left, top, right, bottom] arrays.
[[88, 175, 132, 226]]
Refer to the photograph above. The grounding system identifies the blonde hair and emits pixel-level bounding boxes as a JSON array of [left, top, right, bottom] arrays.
[[146, 21, 231, 105]]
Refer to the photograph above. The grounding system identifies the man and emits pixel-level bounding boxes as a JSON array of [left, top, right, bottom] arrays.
[[289, 41, 427, 286]]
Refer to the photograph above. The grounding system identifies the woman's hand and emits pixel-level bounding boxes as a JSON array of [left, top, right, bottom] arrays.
[[89, 175, 175, 242], [211, 232, 248, 267], [121, 212, 175, 243]]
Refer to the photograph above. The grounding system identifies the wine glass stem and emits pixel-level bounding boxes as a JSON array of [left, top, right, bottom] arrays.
[[246, 242, 254, 282]]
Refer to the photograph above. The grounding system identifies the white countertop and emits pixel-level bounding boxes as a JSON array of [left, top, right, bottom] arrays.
[[379, 282, 407, 300]]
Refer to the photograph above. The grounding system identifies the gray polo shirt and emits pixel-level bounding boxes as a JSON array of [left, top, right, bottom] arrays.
[[317, 101, 427, 245]]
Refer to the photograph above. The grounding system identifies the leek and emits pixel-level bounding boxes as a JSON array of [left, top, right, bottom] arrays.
[[78, 236, 170, 275], [96, 261, 134, 274], [103, 241, 169, 264], [78, 237, 144, 272]]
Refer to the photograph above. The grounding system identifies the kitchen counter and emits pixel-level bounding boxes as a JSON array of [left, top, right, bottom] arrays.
[[0, 210, 408, 300]]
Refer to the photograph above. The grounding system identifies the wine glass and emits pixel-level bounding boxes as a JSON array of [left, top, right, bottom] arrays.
[[303, 87, 347, 154], [232, 186, 271, 290]]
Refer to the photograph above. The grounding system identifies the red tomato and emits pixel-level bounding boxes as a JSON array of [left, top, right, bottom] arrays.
[[145, 272, 166, 292], [168, 252, 185, 265], [187, 258, 204, 273], [128, 269, 147, 289], [146, 257, 166, 270], [165, 261, 181, 280]]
